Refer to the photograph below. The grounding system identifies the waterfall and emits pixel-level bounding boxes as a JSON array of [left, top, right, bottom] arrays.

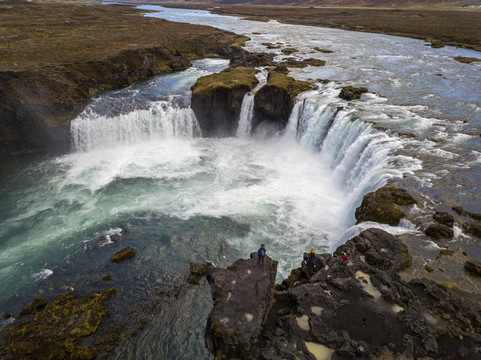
[[285, 88, 421, 222], [236, 69, 268, 138], [71, 99, 201, 152]]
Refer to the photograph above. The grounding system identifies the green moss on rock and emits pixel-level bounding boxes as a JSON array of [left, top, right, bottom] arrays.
[[191, 67, 259, 99], [454, 56, 481, 64], [111, 247, 136, 262], [0, 288, 117, 359], [339, 86, 368, 100], [355, 186, 416, 226]]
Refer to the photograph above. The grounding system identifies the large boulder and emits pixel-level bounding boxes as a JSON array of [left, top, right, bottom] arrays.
[[190, 67, 259, 137], [205, 253, 278, 358], [355, 186, 416, 226], [252, 70, 311, 133]]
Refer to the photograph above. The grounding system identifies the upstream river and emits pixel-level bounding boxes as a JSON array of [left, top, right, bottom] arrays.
[[0, 5, 480, 359]]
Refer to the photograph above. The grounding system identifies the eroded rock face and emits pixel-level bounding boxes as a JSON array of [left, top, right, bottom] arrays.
[[190, 67, 259, 137], [204, 253, 278, 358], [355, 186, 416, 226], [211, 229, 481, 360], [252, 70, 311, 133]]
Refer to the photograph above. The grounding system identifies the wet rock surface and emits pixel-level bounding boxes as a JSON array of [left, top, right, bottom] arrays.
[[111, 247, 136, 263], [338, 85, 369, 100], [204, 229, 481, 359]]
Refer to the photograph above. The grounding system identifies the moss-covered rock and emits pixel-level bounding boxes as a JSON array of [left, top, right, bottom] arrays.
[[433, 211, 455, 227], [355, 186, 416, 226], [252, 70, 311, 132], [0, 288, 117, 359], [339, 86, 368, 100], [111, 247, 136, 262], [188, 262, 213, 285], [424, 223, 454, 240], [281, 47, 298, 55], [191, 67, 259, 137], [454, 56, 481, 64]]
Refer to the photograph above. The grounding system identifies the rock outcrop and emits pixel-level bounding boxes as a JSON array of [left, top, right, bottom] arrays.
[[190, 67, 259, 137], [204, 253, 277, 359], [252, 69, 311, 133], [339, 85, 369, 100], [205, 229, 481, 359], [355, 186, 416, 226]]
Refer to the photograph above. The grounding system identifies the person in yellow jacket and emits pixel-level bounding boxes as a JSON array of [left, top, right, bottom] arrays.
[[306, 247, 316, 267]]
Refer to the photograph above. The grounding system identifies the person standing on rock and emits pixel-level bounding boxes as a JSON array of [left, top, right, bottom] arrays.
[[257, 244, 266, 265], [306, 248, 316, 267], [341, 251, 348, 266]]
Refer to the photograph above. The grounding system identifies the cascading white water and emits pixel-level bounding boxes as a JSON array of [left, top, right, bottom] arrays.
[[71, 99, 201, 152], [236, 69, 268, 138], [284, 86, 421, 229]]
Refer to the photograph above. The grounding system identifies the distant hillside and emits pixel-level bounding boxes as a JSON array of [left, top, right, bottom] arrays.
[[136, 0, 470, 8]]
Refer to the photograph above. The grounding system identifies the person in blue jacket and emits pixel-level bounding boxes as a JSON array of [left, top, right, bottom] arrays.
[[257, 244, 266, 264]]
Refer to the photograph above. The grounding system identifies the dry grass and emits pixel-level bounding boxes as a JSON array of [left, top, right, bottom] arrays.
[[0, 1, 242, 71]]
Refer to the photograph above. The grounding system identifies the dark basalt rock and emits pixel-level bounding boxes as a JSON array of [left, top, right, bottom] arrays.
[[190, 67, 259, 137], [204, 253, 278, 359], [252, 70, 311, 133], [433, 211, 455, 227], [207, 229, 481, 359], [339, 85, 368, 100], [229, 49, 275, 68], [355, 186, 416, 226], [424, 223, 454, 240], [111, 246, 136, 262], [465, 260, 481, 276]]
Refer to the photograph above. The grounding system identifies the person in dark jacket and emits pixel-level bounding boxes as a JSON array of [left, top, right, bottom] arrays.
[[257, 244, 266, 264], [306, 247, 316, 267]]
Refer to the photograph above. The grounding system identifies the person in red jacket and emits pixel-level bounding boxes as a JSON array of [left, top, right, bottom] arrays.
[[341, 251, 348, 265]]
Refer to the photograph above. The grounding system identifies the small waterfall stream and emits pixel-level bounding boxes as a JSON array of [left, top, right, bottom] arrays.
[[236, 69, 268, 138]]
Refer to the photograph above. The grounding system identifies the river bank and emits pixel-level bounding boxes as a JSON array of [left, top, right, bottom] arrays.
[[158, 3, 481, 52], [0, 1, 247, 158]]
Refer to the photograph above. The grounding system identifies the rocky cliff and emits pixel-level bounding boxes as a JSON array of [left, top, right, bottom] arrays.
[[190, 67, 312, 137], [0, 2, 248, 158], [190, 67, 259, 137], [201, 227, 481, 360], [251, 69, 311, 134]]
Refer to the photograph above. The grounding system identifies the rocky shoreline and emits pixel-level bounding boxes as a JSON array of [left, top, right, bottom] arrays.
[[194, 186, 481, 360]]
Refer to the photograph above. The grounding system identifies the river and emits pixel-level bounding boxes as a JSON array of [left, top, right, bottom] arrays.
[[0, 5, 480, 359]]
